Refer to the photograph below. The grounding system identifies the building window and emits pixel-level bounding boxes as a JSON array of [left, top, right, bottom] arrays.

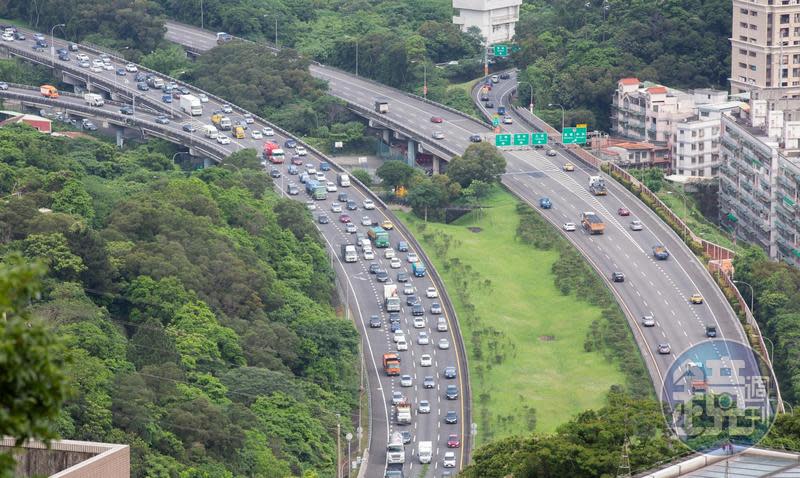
[[741, 22, 749, 28], [781, 14, 790, 24], [751, 65, 758, 71], [698, 170, 704, 177], [741, 8, 748, 14]]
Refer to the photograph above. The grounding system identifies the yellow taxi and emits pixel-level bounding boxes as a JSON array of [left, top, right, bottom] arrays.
[[690, 293, 704, 304], [381, 220, 394, 230], [563, 162, 575, 172]]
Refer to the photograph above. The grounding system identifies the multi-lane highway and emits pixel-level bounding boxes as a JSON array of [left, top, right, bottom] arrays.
[[0, 26, 469, 477]]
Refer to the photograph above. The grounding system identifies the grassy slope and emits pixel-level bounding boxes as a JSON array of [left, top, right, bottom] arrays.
[[396, 189, 625, 441], [656, 185, 740, 251]]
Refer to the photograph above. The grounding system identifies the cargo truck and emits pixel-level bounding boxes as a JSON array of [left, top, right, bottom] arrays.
[[581, 212, 605, 235], [387, 432, 405, 464], [374, 97, 389, 114], [263, 142, 285, 164], [384, 284, 401, 312], [305, 180, 327, 200], [232, 125, 245, 139], [412, 261, 426, 277], [396, 400, 412, 425], [589, 176, 607, 196], [341, 244, 357, 263], [418, 441, 432, 464], [211, 114, 232, 131], [40, 85, 59, 98], [201, 125, 218, 139], [180, 94, 202, 116], [383, 353, 401, 376], [83, 93, 104, 107], [368, 226, 390, 248]]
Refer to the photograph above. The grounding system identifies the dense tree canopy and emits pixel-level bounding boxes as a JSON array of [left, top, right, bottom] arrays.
[[446, 143, 507, 188], [0, 124, 358, 477]]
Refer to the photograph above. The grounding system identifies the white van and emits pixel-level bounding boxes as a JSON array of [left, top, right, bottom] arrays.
[[337, 173, 351, 187], [202, 125, 218, 139]]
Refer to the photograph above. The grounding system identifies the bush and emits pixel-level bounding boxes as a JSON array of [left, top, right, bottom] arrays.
[[350, 168, 372, 187]]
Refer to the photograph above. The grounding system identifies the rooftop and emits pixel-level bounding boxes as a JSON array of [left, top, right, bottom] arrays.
[[635, 446, 800, 478]]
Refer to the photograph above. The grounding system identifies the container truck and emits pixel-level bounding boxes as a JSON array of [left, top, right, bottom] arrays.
[[180, 94, 202, 116], [387, 432, 405, 464], [341, 244, 357, 263], [368, 226, 390, 248], [384, 284, 401, 312], [418, 441, 432, 464], [374, 97, 389, 114], [383, 353, 401, 376], [396, 401, 412, 425], [589, 176, 607, 196], [39, 85, 59, 98], [412, 261, 426, 277], [263, 142, 285, 164], [83, 93, 104, 107], [581, 212, 605, 235]]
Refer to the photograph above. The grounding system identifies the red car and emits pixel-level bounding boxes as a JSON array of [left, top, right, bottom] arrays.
[[430, 116, 444, 123], [339, 214, 352, 223], [618, 207, 631, 216], [447, 434, 460, 448], [291, 156, 303, 165]]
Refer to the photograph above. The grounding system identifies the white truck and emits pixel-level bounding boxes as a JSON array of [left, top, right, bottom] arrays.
[[201, 125, 218, 139], [418, 441, 432, 464], [396, 401, 412, 425], [83, 93, 104, 107], [387, 432, 405, 464], [341, 244, 357, 263], [384, 284, 401, 312], [180, 94, 202, 116]]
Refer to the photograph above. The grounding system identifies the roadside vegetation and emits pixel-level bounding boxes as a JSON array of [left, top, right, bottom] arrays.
[[397, 186, 646, 441], [0, 125, 358, 477]]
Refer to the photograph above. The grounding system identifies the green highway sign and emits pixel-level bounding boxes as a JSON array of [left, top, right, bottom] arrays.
[[532, 132, 548, 145], [493, 45, 509, 57], [511, 45, 521, 53], [513, 133, 530, 146], [562, 127, 588, 144], [495, 134, 512, 147]]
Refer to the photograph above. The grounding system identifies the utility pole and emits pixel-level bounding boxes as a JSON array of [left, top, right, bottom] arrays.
[[336, 414, 341, 478]]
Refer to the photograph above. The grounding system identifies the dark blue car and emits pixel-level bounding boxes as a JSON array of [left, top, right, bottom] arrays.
[[319, 162, 331, 171], [161, 95, 172, 103], [284, 139, 297, 149], [539, 197, 552, 209]]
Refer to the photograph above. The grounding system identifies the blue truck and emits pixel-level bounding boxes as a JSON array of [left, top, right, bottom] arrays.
[[412, 261, 426, 277]]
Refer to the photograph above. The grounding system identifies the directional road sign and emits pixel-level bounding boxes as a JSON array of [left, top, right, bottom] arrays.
[[562, 127, 588, 144], [493, 45, 509, 57], [532, 132, 548, 145], [513, 133, 530, 146], [495, 134, 512, 147]]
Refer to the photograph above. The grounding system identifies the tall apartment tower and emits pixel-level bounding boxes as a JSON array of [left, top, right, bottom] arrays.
[[452, 0, 521, 44], [730, 0, 800, 104]]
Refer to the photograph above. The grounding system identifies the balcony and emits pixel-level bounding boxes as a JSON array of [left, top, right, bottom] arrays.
[[721, 137, 740, 152]]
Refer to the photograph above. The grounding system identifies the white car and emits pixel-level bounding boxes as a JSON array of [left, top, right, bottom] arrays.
[[396, 339, 408, 351], [407, 252, 419, 263], [262, 127, 274, 136], [315, 173, 326, 182], [90, 65, 103, 73], [443, 452, 456, 468], [437, 317, 448, 332], [426, 287, 438, 298], [306, 201, 316, 211], [198, 93, 209, 103], [1, 33, 14, 42], [217, 135, 231, 145], [390, 257, 402, 269], [403, 283, 414, 295], [563, 222, 576, 231], [296, 146, 307, 156], [244, 114, 254, 124], [392, 391, 404, 405], [251, 130, 263, 139], [330, 203, 342, 213], [363, 199, 376, 210], [420, 354, 432, 367], [363, 249, 374, 260], [361, 216, 372, 226], [417, 332, 430, 345], [400, 374, 413, 387], [326, 181, 337, 192], [92, 59, 104, 68], [438, 338, 450, 350], [413, 317, 426, 329], [393, 330, 405, 343], [418, 400, 431, 413], [76, 53, 89, 62], [630, 220, 644, 231], [503, 116, 513, 124], [125, 63, 138, 72], [384, 248, 395, 259], [306, 167, 317, 175], [102, 63, 114, 71], [432, 131, 445, 140]]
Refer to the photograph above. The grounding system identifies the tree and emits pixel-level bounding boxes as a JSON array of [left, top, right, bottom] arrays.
[[0, 255, 69, 474], [376, 160, 416, 189], [23, 233, 86, 281], [51, 178, 95, 222], [446, 143, 507, 187], [462, 180, 492, 220], [350, 168, 372, 186], [139, 44, 191, 77], [407, 178, 447, 220]]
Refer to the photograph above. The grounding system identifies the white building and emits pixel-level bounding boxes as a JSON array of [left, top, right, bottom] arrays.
[[452, 0, 521, 45], [673, 101, 743, 178]]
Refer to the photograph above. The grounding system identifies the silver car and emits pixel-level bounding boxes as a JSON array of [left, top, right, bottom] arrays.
[[418, 399, 431, 413], [630, 220, 644, 231], [642, 315, 655, 327]]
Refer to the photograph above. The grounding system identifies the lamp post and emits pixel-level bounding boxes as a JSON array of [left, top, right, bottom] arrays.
[[548, 103, 565, 133], [336, 414, 341, 478], [345, 432, 353, 474], [411, 60, 428, 98], [519, 81, 534, 115], [50, 23, 65, 65], [200, 0, 204, 29], [733, 280, 754, 314]]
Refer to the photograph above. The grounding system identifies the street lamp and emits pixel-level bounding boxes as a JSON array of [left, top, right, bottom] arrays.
[[548, 103, 565, 133], [732, 280, 755, 314], [345, 432, 353, 473], [50, 23, 65, 65], [519, 81, 534, 115], [411, 60, 428, 99], [200, 0, 204, 29]]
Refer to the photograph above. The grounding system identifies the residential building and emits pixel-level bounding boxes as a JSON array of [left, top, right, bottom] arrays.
[[718, 102, 800, 267], [610, 78, 697, 145], [452, 0, 521, 45], [672, 102, 743, 178], [0, 110, 52, 133], [1, 437, 129, 478], [592, 137, 670, 169]]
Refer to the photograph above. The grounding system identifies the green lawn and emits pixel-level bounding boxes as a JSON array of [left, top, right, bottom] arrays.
[[396, 189, 625, 443]]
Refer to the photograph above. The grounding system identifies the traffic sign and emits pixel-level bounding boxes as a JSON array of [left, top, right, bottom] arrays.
[[532, 132, 548, 145], [512, 133, 530, 146], [495, 134, 512, 147], [493, 45, 509, 57], [562, 127, 587, 144]]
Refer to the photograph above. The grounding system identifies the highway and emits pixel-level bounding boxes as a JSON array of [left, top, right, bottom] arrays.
[[0, 27, 468, 477], [160, 21, 760, 397]]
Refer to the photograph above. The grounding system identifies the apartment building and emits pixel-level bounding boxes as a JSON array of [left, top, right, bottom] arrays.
[[452, 0, 521, 44], [673, 101, 743, 177], [718, 102, 800, 267], [730, 0, 800, 103]]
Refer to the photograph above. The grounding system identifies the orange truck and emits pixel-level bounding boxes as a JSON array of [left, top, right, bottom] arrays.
[[581, 211, 605, 235], [383, 353, 400, 376], [40, 85, 59, 98]]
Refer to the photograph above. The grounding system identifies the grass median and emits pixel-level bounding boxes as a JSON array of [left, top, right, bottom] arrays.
[[396, 188, 633, 443]]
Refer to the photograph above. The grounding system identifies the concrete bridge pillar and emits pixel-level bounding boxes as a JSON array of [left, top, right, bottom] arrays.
[[432, 156, 441, 174], [115, 128, 124, 148], [382, 129, 391, 144], [407, 138, 417, 167], [203, 157, 213, 169]]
